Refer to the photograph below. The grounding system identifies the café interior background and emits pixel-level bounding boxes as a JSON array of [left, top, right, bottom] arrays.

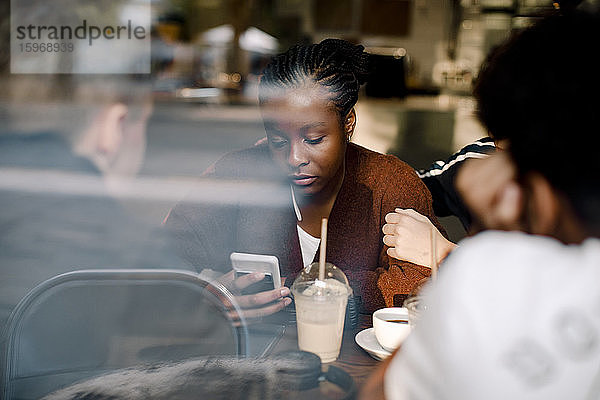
[[1, 0, 557, 241]]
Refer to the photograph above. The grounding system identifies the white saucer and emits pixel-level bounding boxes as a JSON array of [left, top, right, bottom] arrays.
[[355, 327, 392, 361]]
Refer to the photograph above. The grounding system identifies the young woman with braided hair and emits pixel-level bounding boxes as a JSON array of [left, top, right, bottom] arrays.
[[165, 39, 444, 318]]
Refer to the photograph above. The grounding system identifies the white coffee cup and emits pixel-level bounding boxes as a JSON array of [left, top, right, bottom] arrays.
[[372, 307, 411, 352]]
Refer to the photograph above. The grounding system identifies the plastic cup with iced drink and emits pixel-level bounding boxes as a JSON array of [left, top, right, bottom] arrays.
[[291, 262, 351, 363]]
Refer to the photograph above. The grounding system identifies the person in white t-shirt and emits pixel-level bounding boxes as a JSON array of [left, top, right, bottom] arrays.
[[360, 6, 600, 400]]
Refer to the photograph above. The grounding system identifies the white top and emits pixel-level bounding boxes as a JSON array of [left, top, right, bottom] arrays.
[[291, 186, 321, 269], [385, 231, 600, 400], [297, 224, 320, 270]]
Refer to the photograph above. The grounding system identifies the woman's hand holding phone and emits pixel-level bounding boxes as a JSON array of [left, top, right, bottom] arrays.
[[218, 270, 291, 321]]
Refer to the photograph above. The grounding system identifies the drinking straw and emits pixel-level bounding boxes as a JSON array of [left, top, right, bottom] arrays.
[[430, 225, 438, 279], [319, 217, 327, 281]]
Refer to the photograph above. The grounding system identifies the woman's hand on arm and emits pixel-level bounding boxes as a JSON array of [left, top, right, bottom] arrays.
[[382, 208, 456, 268]]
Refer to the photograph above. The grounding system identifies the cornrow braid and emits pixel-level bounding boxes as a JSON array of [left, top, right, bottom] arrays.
[[259, 39, 370, 119]]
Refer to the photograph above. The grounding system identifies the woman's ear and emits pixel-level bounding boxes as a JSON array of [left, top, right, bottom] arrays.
[[96, 103, 129, 157], [344, 108, 357, 139], [75, 103, 129, 174]]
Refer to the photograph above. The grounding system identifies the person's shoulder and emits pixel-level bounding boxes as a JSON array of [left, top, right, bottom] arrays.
[[0, 131, 98, 173], [441, 231, 600, 288], [349, 142, 412, 168], [453, 230, 576, 260], [417, 137, 496, 179], [448, 231, 559, 268], [348, 143, 417, 182]]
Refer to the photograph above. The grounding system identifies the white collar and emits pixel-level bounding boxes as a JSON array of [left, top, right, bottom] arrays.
[[291, 185, 302, 222]]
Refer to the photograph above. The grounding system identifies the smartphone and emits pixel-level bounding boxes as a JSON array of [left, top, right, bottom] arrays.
[[230, 252, 281, 295]]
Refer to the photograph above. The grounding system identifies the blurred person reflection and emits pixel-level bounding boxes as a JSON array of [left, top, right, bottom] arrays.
[[165, 39, 446, 318], [362, 8, 600, 400], [0, 74, 188, 335]]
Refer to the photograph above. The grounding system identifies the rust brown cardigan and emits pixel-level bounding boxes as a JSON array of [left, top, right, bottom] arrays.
[[165, 142, 445, 313]]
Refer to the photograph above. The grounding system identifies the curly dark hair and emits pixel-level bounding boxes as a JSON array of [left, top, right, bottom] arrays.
[[473, 9, 600, 233], [258, 39, 370, 121]]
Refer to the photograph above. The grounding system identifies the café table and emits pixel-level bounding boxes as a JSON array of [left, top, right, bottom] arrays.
[[33, 314, 381, 400], [271, 313, 380, 388]]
